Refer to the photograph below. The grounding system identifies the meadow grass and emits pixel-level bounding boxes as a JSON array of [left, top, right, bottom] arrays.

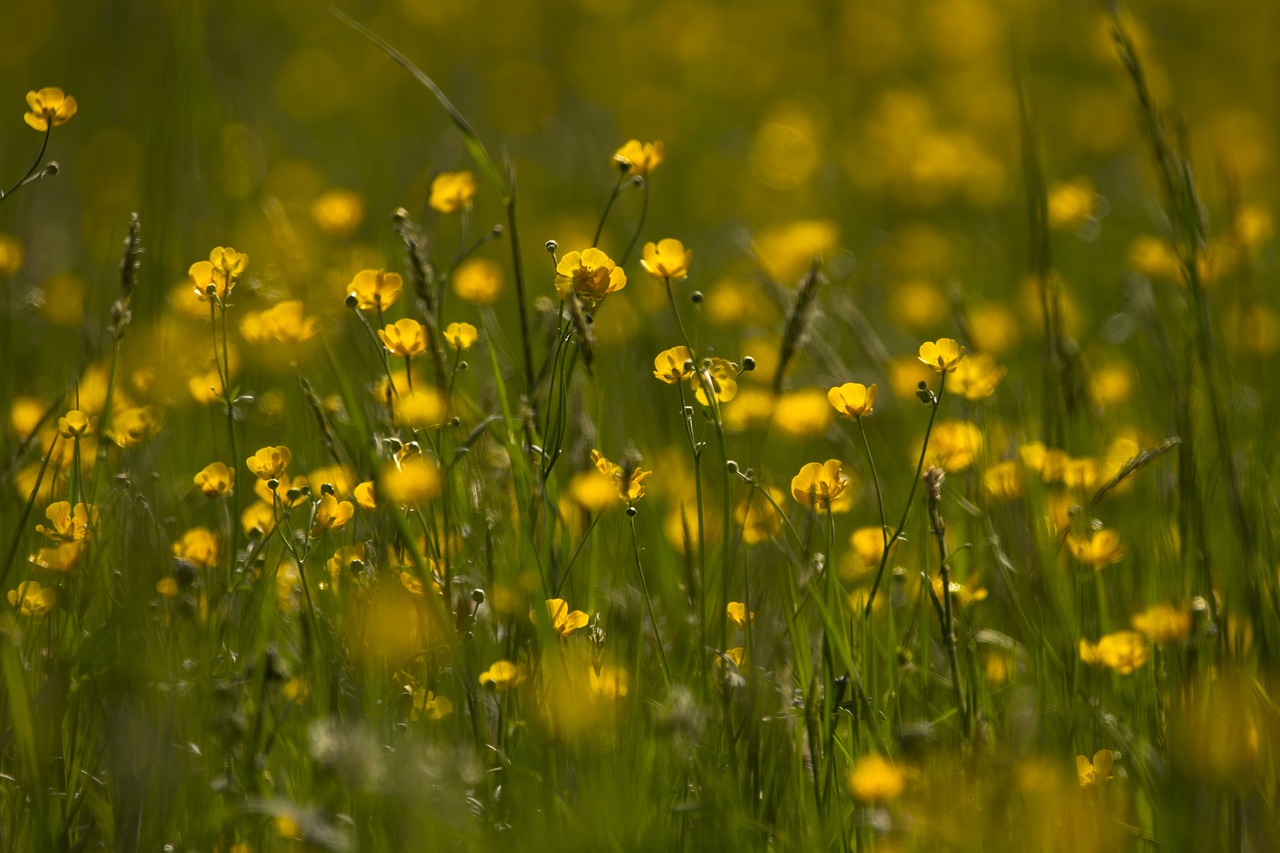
[[2, 2, 1280, 851]]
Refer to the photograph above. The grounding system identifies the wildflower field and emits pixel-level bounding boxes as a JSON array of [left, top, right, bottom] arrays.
[[4, 0, 1280, 849]]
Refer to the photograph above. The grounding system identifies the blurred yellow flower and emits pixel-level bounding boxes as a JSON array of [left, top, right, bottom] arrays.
[[241, 501, 276, 537], [791, 459, 852, 513], [640, 238, 692, 280], [949, 352, 1006, 401], [735, 487, 785, 545], [247, 300, 318, 344], [8, 581, 56, 617], [773, 389, 833, 438], [932, 576, 988, 608], [428, 170, 477, 214], [24, 87, 77, 131], [1076, 750, 1114, 788], [0, 234, 24, 277], [57, 409, 95, 440], [30, 541, 84, 573], [452, 257, 504, 305], [692, 358, 738, 406], [1079, 631, 1148, 674], [590, 449, 651, 504], [554, 248, 627, 308], [311, 188, 365, 238], [395, 388, 447, 430], [354, 481, 377, 510], [347, 269, 403, 312], [535, 598, 590, 638], [173, 527, 219, 570], [967, 303, 1021, 354], [613, 139, 664, 176], [310, 493, 354, 537], [653, 346, 694, 384], [1047, 177, 1096, 230], [1067, 528, 1126, 569], [918, 338, 966, 373], [380, 457, 441, 505], [109, 406, 163, 448], [379, 318, 428, 358], [194, 462, 235, 498], [828, 382, 877, 418], [479, 660, 527, 690], [842, 526, 888, 579], [1131, 603, 1190, 645], [923, 420, 983, 471], [982, 460, 1024, 501], [847, 754, 906, 804], [409, 688, 454, 722], [443, 321, 478, 350]]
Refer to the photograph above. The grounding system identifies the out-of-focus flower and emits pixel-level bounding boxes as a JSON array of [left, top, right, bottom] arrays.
[[791, 459, 852, 513], [535, 598, 590, 638], [554, 248, 626, 308], [1076, 750, 1114, 788], [354, 481, 377, 510], [247, 446, 291, 482], [949, 352, 1006, 401], [828, 382, 877, 418], [395, 388, 447, 430], [443, 321, 478, 350], [754, 219, 839, 284], [841, 527, 889, 579], [0, 234, 24, 277], [735, 487, 785, 545], [640, 238, 692, 280], [967, 303, 1021, 354], [173, 527, 219, 570], [1079, 631, 1148, 674], [247, 300, 318, 344], [409, 688, 454, 721], [109, 406, 163, 448], [918, 338, 966, 373], [932, 576, 988, 608], [691, 358, 738, 406], [379, 318, 428, 358], [1047, 177, 1097, 230], [479, 660, 527, 690], [923, 420, 983, 471], [30, 542, 84, 573], [8, 581, 56, 617], [1131, 603, 1190, 645], [982, 460, 1024, 501], [24, 87, 77, 131], [347, 269, 402, 312], [311, 188, 365, 238], [1067, 528, 1126, 569], [452, 257, 504, 305], [590, 449, 651, 503], [848, 754, 906, 804], [613, 140, 664, 176], [56, 410, 95, 440], [726, 602, 754, 630], [379, 457, 441, 505], [773, 389, 833, 438], [428, 170, 476, 214]]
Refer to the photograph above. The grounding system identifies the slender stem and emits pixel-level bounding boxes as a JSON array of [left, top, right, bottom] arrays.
[[619, 178, 649, 268], [629, 513, 672, 686], [592, 171, 628, 248], [856, 416, 889, 548], [0, 128, 51, 202], [505, 198, 536, 394]]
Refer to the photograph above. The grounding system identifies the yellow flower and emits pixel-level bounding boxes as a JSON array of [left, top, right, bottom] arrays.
[[310, 493, 354, 537], [981, 460, 1024, 501], [791, 459, 852, 513], [735, 487, 786, 545], [241, 501, 276, 537], [354, 481, 377, 510], [253, 300, 318, 344], [949, 352, 1006, 401], [847, 755, 906, 804], [194, 462, 234, 498], [590, 449, 651, 504], [190, 246, 248, 302], [395, 388, 447, 430], [726, 602, 754, 630], [311, 188, 365, 238], [379, 318, 428, 358], [479, 660, 527, 690], [640, 238, 692, 280], [347, 269, 403, 311], [409, 688, 454, 721], [108, 406, 163, 448], [841, 526, 889, 579], [554, 248, 627, 308], [57, 409, 95, 439], [443, 321, 478, 350], [653, 346, 694, 384], [691, 358, 738, 406], [932, 576, 988, 608], [918, 338, 966, 373], [380, 457, 442, 505], [1079, 631, 1148, 674], [535, 598, 590, 638], [452, 257, 504, 305], [1047, 177, 1097, 230], [922, 420, 983, 472], [612, 139, 664, 176], [30, 542, 84, 573], [715, 647, 746, 670], [1067, 527, 1127, 569], [173, 527, 219, 570], [1131, 603, 1191, 646], [828, 382, 877, 418], [246, 446, 291, 482], [8, 581, 55, 617], [24, 87, 77, 131], [1076, 750, 1115, 788], [0, 234, 25, 277], [428, 170, 477, 214], [35, 501, 98, 542], [325, 544, 366, 591]]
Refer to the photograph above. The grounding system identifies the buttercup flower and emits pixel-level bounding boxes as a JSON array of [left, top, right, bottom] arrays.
[[950, 352, 1006, 401], [194, 462, 234, 498], [30, 542, 84, 573], [379, 318, 428, 358], [590, 449, 651, 504], [848, 754, 906, 804], [190, 246, 248, 302], [535, 598, 590, 638], [1131, 603, 1191, 645], [347, 269, 403, 312], [828, 382, 877, 418], [443, 321, 478, 350], [409, 688, 454, 721], [250, 300, 319, 344], [8, 580, 56, 617], [653, 346, 694, 384], [613, 139, 664, 176], [173, 527, 219, 570], [692, 358, 738, 406], [1067, 527, 1127, 569], [640, 238, 692, 280], [57, 409, 95, 439], [310, 493, 354, 537], [24, 87, 77, 131], [918, 338, 966, 374], [429, 170, 477, 214], [1079, 631, 1149, 674], [35, 501, 97, 542], [554, 248, 627, 308], [735, 487, 786, 544], [1076, 750, 1115, 788], [379, 457, 441, 505], [246, 446, 291, 482], [791, 459, 852, 513], [726, 602, 754, 630], [354, 481, 377, 510], [479, 660, 527, 690], [311, 188, 365, 238], [452, 257, 504, 305]]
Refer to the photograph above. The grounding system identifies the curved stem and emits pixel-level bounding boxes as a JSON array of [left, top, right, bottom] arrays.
[[0, 128, 51, 202], [591, 172, 628, 248], [619, 179, 649, 268]]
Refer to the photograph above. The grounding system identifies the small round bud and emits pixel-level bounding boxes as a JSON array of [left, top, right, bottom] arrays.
[[544, 240, 558, 253], [43, 161, 60, 177], [451, 417, 462, 427], [690, 291, 703, 304], [300, 485, 312, 496], [205, 283, 218, 296], [625, 505, 638, 517], [286, 488, 302, 503], [726, 460, 739, 474], [471, 588, 486, 604], [683, 360, 696, 372], [320, 482, 336, 496], [344, 292, 359, 309], [491, 224, 505, 236], [267, 478, 280, 492], [742, 356, 756, 371], [631, 176, 646, 188]]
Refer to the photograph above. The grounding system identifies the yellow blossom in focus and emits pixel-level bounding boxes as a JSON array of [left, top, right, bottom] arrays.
[[1047, 177, 1096, 230], [1076, 750, 1115, 788], [479, 660, 526, 690], [173, 527, 219, 570], [613, 139, 664, 176], [8, 581, 55, 617], [347, 269, 402, 312], [535, 598, 590, 638], [1067, 528, 1126, 569], [918, 338, 966, 373], [36, 501, 97, 542], [452, 257, 504, 305], [554, 248, 627, 308], [380, 457, 441, 505], [692, 358, 738, 406], [726, 602, 754, 630], [640, 238, 692, 280], [848, 754, 906, 804], [949, 352, 1006, 401], [309, 493, 354, 537], [189, 247, 248, 302], [1079, 631, 1148, 674], [443, 321, 478, 350], [1131, 603, 1190, 646], [428, 170, 476, 214], [311, 188, 364, 238], [246, 446, 291, 482], [653, 346, 694, 384], [378, 318, 428, 358], [791, 459, 852, 513], [828, 382, 877, 418], [590, 449, 651, 504], [24, 87, 77, 131]]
